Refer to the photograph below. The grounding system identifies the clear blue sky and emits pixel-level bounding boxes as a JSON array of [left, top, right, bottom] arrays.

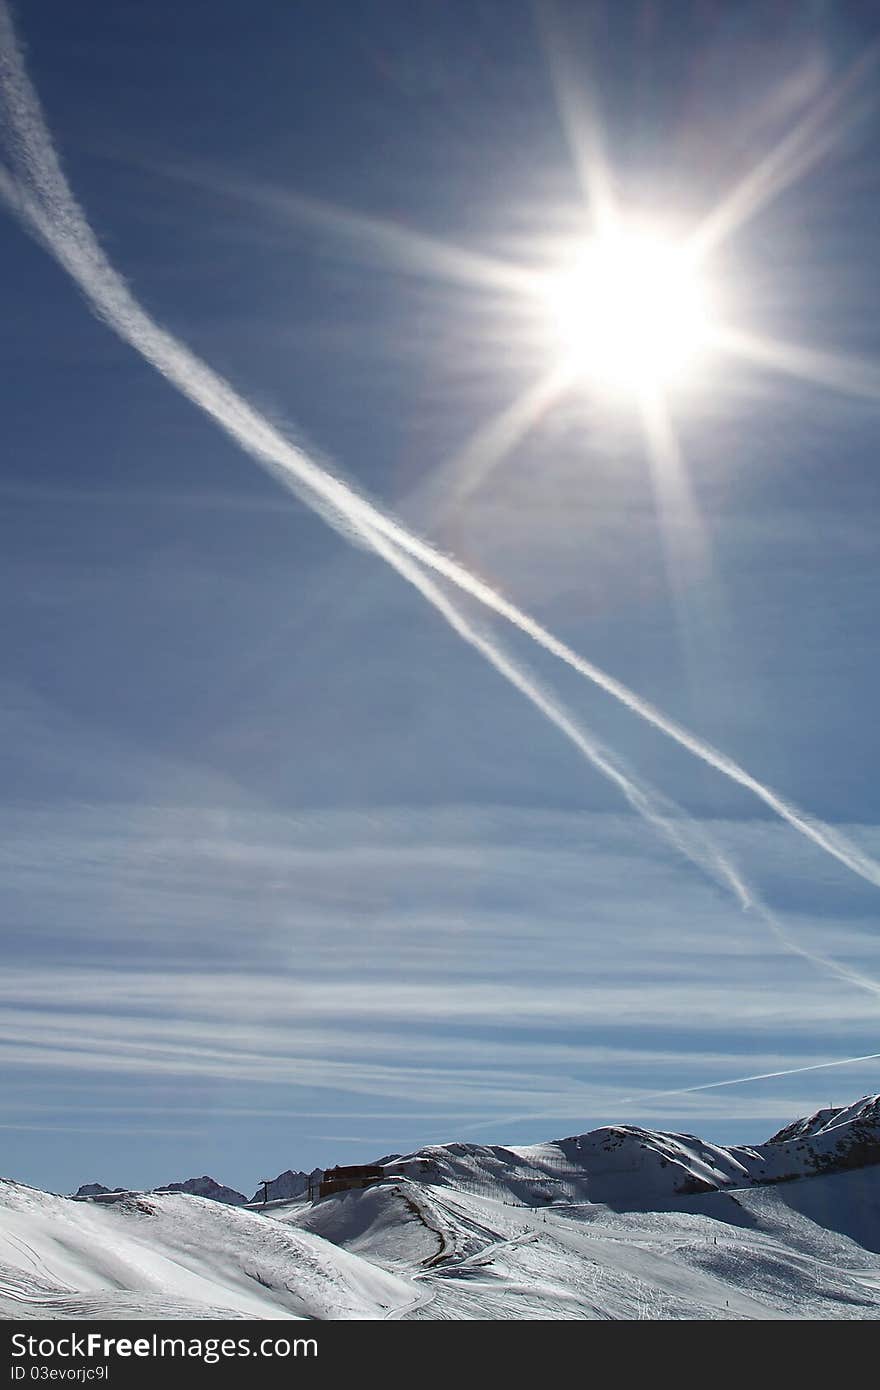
[[3, 0, 880, 1196]]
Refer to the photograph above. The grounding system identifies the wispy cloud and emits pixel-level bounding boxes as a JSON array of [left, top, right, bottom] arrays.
[[2, 803, 878, 1139]]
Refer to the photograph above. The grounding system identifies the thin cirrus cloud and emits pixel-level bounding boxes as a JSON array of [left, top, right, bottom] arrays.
[[1, 977, 877, 1130], [1, 974, 877, 1039], [2, 803, 879, 1132], [3, 790, 880, 1138]]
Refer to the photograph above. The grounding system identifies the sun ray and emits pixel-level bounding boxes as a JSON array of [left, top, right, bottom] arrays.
[[533, 0, 618, 239], [155, 161, 537, 297], [688, 45, 879, 263], [415, 365, 572, 531], [638, 386, 710, 583], [636, 385, 727, 698], [713, 323, 880, 403]]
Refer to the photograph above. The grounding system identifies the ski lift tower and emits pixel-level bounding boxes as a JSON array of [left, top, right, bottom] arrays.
[[258, 1178, 272, 1206]]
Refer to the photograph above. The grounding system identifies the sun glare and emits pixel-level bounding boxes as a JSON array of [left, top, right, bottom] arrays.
[[543, 227, 713, 395]]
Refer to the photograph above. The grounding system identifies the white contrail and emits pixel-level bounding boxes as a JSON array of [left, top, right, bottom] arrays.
[[2, 3, 880, 901], [614, 1050, 880, 1111], [454, 1046, 880, 1138], [748, 900, 880, 1001], [359, 516, 752, 905], [337, 511, 880, 1014]]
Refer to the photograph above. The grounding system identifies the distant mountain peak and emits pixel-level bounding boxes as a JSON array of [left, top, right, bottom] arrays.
[[153, 1176, 247, 1206]]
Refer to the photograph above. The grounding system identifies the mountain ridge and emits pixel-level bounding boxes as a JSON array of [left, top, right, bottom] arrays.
[[68, 1092, 880, 1210]]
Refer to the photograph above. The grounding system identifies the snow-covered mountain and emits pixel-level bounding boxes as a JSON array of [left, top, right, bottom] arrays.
[[70, 1176, 247, 1206], [766, 1094, 880, 1153], [381, 1092, 880, 1206], [4, 1094, 877, 1319], [69, 1095, 880, 1216]]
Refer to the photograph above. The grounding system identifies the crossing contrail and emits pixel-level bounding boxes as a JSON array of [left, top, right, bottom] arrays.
[[2, 1, 880, 904], [307, 503, 880, 1008], [358, 515, 754, 907]]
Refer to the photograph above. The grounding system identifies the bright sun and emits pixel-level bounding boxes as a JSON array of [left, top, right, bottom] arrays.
[[543, 228, 712, 395]]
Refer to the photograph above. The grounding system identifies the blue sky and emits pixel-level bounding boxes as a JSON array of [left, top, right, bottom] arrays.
[[3, 0, 880, 1196]]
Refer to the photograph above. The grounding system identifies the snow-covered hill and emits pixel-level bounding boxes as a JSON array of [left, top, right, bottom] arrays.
[[3, 1094, 879, 1319], [0, 1182, 411, 1320]]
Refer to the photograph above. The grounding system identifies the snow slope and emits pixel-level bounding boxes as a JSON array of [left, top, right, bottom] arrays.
[[0, 1181, 412, 1320], [275, 1168, 880, 1320]]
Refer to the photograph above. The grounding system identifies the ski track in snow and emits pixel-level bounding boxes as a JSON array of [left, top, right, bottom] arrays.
[[275, 1168, 880, 1321]]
